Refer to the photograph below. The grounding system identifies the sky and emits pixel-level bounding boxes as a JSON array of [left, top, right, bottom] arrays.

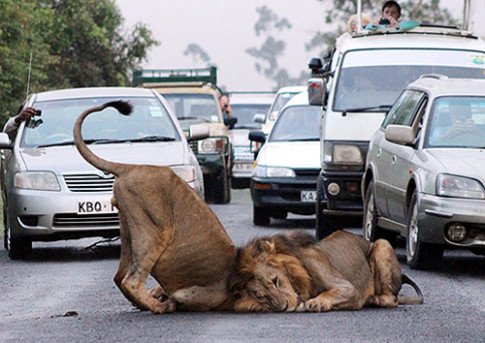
[[114, 0, 485, 92]]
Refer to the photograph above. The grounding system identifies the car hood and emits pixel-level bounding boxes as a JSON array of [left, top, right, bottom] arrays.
[[231, 129, 250, 146], [427, 149, 485, 178], [19, 142, 187, 173], [257, 141, 320, 169]]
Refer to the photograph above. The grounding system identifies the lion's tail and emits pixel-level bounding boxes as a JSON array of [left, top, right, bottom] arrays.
[[73, 100, 133, 177], [398, 274, 424, 305]]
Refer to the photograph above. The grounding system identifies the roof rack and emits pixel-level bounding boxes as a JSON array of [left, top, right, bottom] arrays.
[[132, 67, 217, 87]]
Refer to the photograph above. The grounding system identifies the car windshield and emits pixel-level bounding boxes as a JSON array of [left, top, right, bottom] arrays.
[[334, 49, 485, 112], [162, 93, 221, 123], [425, 96, 485, 148], [269, 105, 320, 142], [231, 103, 270, 129], [20, 96, 180, 148], [266, 92, 300, 122]]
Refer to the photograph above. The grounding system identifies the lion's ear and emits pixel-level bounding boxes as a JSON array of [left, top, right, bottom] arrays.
[[259, 240, 276, 254]]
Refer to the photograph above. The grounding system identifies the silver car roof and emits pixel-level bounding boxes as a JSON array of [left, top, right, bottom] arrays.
[[33, 87, 157, 102]]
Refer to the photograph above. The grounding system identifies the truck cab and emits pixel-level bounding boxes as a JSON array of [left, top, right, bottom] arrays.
[[309, 24, 485, 239]]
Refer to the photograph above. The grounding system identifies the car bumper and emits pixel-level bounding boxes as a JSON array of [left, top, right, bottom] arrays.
[[6, 189, 119, 241], [321, 171, 363, 214], [418, 193, 485, 249], [250, 176, 317, 215]]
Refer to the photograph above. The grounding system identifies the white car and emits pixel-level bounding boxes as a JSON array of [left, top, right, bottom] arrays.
[[0, 87, 207, 259], [363, 75, 485, 269], [249, 92, 321, 225], [229, 91, 275, 188]]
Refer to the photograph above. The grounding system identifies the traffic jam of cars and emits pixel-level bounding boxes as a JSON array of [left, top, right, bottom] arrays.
[[2, 16, 485, 272]]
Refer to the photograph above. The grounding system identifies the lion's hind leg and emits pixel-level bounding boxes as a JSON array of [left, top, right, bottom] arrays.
[[366, 239, 402, 308]]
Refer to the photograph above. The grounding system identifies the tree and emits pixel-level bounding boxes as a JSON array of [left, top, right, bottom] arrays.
[[0, 0, 159, 125], [246, 6, 307, 90], [184, 43, 213, 66]]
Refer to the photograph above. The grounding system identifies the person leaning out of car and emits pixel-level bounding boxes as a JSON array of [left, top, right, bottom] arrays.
[[3, 107, 38, 141]]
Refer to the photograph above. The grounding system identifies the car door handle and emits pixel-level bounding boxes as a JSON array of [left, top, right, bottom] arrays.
[[391, 155, 397, 165], [377, 148, 382, 157]]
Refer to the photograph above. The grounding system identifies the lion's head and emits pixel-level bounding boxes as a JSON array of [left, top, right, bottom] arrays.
[[229, 232, 316, 312]]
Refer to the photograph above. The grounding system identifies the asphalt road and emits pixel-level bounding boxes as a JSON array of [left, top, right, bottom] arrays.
[[0, 189, 484, 342]]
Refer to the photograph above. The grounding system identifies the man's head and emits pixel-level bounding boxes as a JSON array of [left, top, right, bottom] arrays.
[[382, 0, 401, 21], [219, 95, 231, 114]]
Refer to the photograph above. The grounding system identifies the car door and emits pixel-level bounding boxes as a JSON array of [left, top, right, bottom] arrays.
[[377, 90, 426, 224]]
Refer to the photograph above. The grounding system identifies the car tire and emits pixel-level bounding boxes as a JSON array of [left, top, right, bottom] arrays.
[[211, 169, 231, 204], [363, 180, 397, 245], [315, 177, 340, 240], [4, 212, 32, 260], [406, 191, 443, 270], [253, 206, 270, 226]]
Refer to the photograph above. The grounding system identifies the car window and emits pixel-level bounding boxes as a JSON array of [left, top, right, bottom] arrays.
[[334, 49, 485, 112], [266, 92, 300, 122], [231, 104, 270, 129], [381, 90, 424, 128], [269, 105, 320, 142], [162, 93, 221, 123], [21, 96, 180, 148], [425, 96, 485, 148]]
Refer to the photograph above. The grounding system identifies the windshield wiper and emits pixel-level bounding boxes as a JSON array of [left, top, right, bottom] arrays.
[[286, 138, 320, 142], [128, 135, 176, 143], [342, 105, 392, 117], [36, 140, 75, 148], [177, 116, 211, 122]]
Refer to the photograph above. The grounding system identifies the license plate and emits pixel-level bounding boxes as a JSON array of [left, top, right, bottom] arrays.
[[77, 200, 118, 214], [233, 163, 253, 172], [301, 190, 317, 202]]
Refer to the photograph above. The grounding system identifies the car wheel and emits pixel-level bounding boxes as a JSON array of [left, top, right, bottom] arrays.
[[406, 191, 443, 270], [211, 169, 231, 204], [315, 177, 340, 240], [253, 206, 270, 226], [4, 212, 32, 260], [363, 181, 397, 245]]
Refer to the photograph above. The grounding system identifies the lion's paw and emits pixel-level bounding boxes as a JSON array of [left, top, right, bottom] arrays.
[[151, 299, 176, 314], [304, 299, 330, 312]]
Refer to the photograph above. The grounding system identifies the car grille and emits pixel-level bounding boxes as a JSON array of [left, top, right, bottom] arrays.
[[189, 141, 198, 154], [53, 213, 119, 228], [293, 168, 320, 178], [63, 174, 115, 192]]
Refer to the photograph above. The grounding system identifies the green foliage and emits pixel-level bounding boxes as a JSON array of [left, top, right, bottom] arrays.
[[0, 0, 159, 126]]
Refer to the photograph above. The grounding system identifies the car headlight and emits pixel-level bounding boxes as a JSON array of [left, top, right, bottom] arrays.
[[14, 172, 60, 191], [436, 174, 485, 199], [198, 137, 227, 154], [253, 164, 295, 178], [323, 141, 366, 171], [171, 165, 196, 183]]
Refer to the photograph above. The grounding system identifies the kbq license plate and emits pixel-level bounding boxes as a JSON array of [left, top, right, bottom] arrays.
[[301, 190, 317, 202], [78, 200, 118, 214]]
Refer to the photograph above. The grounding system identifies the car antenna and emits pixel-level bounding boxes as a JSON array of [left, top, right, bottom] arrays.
[[25, 52, 33, 103]]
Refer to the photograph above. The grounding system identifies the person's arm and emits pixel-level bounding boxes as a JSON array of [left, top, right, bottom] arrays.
[[3, 107, 36, 141]]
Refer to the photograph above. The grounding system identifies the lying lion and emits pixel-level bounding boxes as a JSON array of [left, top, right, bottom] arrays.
[[73, 101, 237, 314], [230, 230, 423, 312]]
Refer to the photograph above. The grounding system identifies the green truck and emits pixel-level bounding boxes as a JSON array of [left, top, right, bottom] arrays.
[[133, 67, 235, 204]]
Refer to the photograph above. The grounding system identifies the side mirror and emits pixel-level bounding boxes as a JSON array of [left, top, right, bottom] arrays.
[[308, 57, 323, 77], [308, 78, 327, 106], [253, 113, 265, 124], [0, 132, 12, 149], [188, 124, 210, 141], [385, 125, 415, 146], [224, 116, 238, 129], [248, 131, 266, 143]]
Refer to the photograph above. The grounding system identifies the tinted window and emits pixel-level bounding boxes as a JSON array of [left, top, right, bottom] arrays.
[[382, 90, 424, 128], [21, 97, 179, 148], [162, 93, 220, 123], [231, 104, 270, 129], [269, 106, 320, 142]]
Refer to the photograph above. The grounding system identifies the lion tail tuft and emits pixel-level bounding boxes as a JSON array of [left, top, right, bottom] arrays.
[[398, 274, 424, 305], [104, 100, 133, 115]]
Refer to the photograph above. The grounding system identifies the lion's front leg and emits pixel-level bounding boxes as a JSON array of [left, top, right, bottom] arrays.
[[303, 284, 362, 312]]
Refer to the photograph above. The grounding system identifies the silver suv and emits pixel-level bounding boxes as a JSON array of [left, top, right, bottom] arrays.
[[363, 75, 485, 269]]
